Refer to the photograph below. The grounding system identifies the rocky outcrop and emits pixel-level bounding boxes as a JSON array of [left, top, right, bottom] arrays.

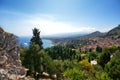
[[0, 27, 28, 80]]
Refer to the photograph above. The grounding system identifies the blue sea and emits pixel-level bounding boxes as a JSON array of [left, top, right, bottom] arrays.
[[18, 37, 53, 48]]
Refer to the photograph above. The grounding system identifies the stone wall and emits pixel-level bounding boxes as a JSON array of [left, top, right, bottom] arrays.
[[0, 27, 27, 80]]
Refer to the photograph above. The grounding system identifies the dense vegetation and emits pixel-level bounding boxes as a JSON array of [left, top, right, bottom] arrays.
[[20, 28, 120, 80]]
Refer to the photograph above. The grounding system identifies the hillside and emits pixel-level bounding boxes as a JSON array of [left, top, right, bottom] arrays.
[[85, 31, 105, 37], [106, 24, 120, 36], [51, 31, 105, 46], [51, 24, 120, 50]]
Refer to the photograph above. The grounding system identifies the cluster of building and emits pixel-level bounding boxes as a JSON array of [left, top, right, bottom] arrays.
[[80, 36, 120, 51]]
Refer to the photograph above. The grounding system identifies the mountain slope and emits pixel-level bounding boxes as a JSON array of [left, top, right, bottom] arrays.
[[85, 31, 105, 37], [106, 24, 120, 36]]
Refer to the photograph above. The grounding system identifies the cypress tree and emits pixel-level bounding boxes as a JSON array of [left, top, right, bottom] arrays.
[[30, 28, 43, 49]]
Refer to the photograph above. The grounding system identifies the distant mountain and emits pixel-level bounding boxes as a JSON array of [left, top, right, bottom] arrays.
[[43, 32, 87, 39], [85, 31, 105, 38], [106, 24, 120, 36], [43, 31, 105, 40]]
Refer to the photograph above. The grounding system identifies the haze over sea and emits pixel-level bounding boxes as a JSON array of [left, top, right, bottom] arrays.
[[18, 37, 53, 48]]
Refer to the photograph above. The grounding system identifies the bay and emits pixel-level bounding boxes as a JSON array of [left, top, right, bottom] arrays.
[[18, 37, 53, 48], [42, 39, 54, 48]]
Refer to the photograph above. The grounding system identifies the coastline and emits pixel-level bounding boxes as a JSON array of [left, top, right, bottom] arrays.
[[18, 37, 55, 48]]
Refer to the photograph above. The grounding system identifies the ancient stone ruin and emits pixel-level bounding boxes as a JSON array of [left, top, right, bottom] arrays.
[[0, 27, 28, 80]]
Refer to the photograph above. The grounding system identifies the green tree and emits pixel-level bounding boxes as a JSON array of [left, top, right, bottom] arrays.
[[39, 50, 56, 75], [20, 44, 28, 63], [88, 52, 98, 61], [105, 50, 120, 79], [79, 60, 94, 71], [20, 28, 57, 79], [96, 46, 102, 53], [64, 68, 83, 80], [30, 28, 43, 49], [45, 45, 76, 61], [107, 46, 118, 54], [21, 43, 56, 79], [98, 48, 111, 68], [22, 43, 40, 77], [95, 71, 112, 80]]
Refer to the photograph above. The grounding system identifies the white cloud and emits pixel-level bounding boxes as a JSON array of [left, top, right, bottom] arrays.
[[24, 16, 96, 36], [0, 10, 96, 36]]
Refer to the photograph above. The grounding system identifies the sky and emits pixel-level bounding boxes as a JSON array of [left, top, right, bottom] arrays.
[[0, 0, 120, 36]]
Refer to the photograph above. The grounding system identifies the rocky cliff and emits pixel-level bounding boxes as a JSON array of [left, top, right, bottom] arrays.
[[0, 27, 27, 80]]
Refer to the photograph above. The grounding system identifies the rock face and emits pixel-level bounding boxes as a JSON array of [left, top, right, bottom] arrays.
[[0, 27, 27, 80]]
